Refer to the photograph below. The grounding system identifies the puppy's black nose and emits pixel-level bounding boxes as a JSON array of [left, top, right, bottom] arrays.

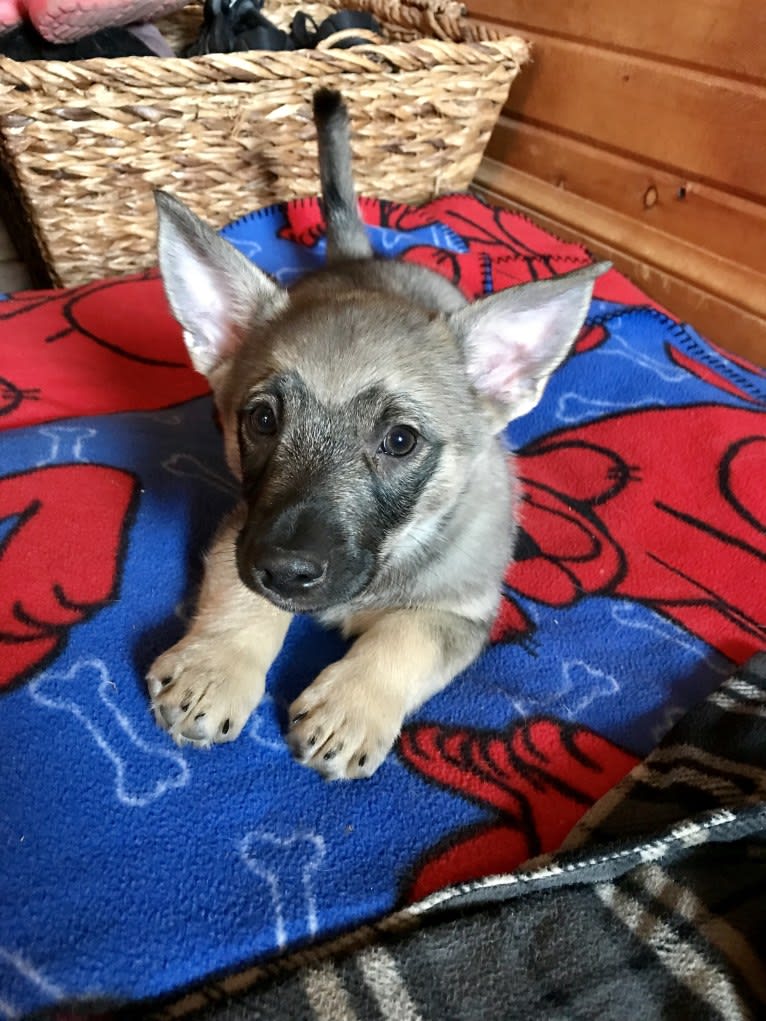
[[253, 548, 327, 597]]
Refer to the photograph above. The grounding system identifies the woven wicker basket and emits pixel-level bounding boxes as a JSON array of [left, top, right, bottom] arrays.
[[0, 0, 528, 287]]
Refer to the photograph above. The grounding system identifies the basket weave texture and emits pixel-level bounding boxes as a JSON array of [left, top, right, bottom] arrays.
[[0, 0, 528, 287]]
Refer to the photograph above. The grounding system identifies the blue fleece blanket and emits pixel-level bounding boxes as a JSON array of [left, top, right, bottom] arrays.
[[0, 194, 764, 1017]]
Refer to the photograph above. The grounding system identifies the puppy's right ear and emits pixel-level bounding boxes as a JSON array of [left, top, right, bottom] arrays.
[[155, 191, 288, 377]]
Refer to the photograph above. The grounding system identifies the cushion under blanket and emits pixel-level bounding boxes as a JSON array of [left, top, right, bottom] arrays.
[[0, 194, 763, 1017]]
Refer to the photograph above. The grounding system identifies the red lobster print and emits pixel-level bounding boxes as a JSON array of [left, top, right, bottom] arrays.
[[496, 400, 766, 661], [0, 465, 139, 690], [0, 273, 207, 429], [399, 716, 637, 903]]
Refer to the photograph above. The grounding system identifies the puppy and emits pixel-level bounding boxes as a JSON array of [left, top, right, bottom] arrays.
[[147, 89, 608, 779]]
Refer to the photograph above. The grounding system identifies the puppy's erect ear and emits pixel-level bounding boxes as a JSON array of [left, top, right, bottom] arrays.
[[155, 191, 288, 377], [450, 262, 610, 423]]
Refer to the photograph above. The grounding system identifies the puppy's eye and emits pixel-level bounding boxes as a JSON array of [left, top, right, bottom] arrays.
[[247, 401, 278, 436], [381, 425, 418, 457]]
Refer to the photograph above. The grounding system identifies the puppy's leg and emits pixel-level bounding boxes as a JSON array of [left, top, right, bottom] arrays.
[[147, 506, 292, 746], [287, 609, 486, 779]]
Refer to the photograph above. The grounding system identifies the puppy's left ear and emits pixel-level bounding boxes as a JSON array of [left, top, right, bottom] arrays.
[[155, 190, 288, 378], [450, 262, 610, 423]]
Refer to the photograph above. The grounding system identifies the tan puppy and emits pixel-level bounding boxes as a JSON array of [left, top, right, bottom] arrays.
[[147, 90, 608, 779]]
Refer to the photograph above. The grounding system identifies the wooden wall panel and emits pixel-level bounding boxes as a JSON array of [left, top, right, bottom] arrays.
[[470, 0, 766, 80], [468, 0, 766, 363], [476, 158, 765, 317], [485, 118, 766, 272], [501, 33, 766, 202]]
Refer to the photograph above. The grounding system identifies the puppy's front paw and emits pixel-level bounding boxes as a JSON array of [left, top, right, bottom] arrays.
[[287, 663, 404, 780], [147, 637, 265, 747]]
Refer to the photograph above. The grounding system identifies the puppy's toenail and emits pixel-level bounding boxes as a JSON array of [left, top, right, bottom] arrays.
[[180, 701, 190, 712], [323, 747, 339, 761], [160, 676, 172, 688], [292, 710, 308, 724], [358, 754, 367, 767], [222, 719, 230, 735], [308, 733, 318, 747], [194, 712, 206, 721]]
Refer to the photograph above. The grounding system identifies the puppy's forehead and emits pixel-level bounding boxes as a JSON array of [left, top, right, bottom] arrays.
[[263, 293, 463, 403]]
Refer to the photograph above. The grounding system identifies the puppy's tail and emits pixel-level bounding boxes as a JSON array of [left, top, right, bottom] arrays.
[[313, 89, 373, 263]]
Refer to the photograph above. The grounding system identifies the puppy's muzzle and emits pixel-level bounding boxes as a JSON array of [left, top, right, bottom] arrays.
[[236, 503, 370, 610]]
